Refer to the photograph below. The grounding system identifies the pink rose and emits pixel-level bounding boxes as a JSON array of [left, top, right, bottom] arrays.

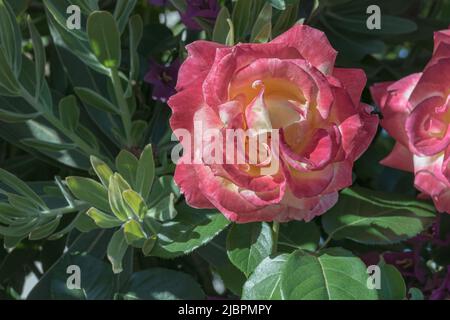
[[168, 24, 378, 223], [371, 28, 450, 214]]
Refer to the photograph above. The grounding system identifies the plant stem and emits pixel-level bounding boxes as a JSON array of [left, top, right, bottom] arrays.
[[110, 68, 133, 147], [318, 234, 333, 252], [42, 200, 89, 218], [20, 87, 104, 160], [272, 221, 280, 255]]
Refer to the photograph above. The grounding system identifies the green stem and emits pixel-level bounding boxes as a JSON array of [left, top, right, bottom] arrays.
[[20, 88, 104, 160], [272, 221, 280, 255], [318, 234, 333, 252], [42, 200, 89, 218], [110, 68, 133, 147]]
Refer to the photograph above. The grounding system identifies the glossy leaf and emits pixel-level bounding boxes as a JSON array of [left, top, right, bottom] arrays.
[[242, 254, 289, 300], [322, 186, 435, 245], [226, 222, 273, 277], [280, 248, 378, 300]]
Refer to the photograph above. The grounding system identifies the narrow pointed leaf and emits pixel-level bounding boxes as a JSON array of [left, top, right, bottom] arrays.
[[87, 207, 123, 229], [87, 11, 121, 68]]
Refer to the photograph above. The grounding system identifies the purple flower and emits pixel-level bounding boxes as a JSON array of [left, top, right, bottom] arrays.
[[180, 0, 220, 30], [430, 266, 450, 300], [148, 0, 167, 6], [144, 59, 180, 102]]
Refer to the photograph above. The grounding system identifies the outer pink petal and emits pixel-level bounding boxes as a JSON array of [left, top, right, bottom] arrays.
[[332, 68, 366, 106], [272, 24, 337, 75], [176, 41, 225, 91], [380, 142, 414, 172], [174, 161, 214, 208], [350, 103, 379, 161], [433, 29, 450, 53], [372, 73, 421, 147], [410, 61, 450, 107], [279, 191, 338, 222], [195, 165, 285, 223]]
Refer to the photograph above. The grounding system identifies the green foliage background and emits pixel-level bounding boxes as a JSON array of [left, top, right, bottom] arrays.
[[0, 0, 449, 300]]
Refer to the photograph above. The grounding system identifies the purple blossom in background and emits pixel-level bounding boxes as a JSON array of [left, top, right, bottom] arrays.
[[144, 59, 180, 102], [148, 0, 167, 6], [180, 0, 220, 30], [362, 213, 450, 299]]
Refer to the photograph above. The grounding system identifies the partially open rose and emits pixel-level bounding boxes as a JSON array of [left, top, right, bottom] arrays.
[[169, 24, 379, 223], [371, 28, 450, 214]]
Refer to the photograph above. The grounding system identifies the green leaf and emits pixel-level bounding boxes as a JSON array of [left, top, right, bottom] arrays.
[[107, 228, 128, 274], [135, 145, 155, 201], [147, 193, 177, 222], [122, 268, 205, 300], [232, 0, 253, 40], [408, 287, 424, 300], [113, 0, 138, 34], [0, 109, 40, 123], [242, 254, 289, 300], [29, 217, 61, 240], [151, 202, 230, 259], [28, 230, 115, 299], [0, 50, 20, 95], [268, 0, 286, 10], [116, 150, 139, 188], [0, 168, 46, 209], [128, 14, 143, 82], [272, 1, 299, 37], [123, 219, 147, 247], [108, 173, 133, 221], [66, 176, 110, 212], [59, 95, 80, 132], [280, 248, 378, 300], [45, 0, 110, 75], [278, 221, 320, 252], [212, 6, 231, 44], [87, 11, 121, 68], [75, 210, 99, 233], [21, 138, 77, 153], [328, 14, 417, 35], [90, 156, 113, 187], [322, 186, 436, 245], [87, 207, 122, 229], [0, 0, 22, 75], [378, 260, 406, 300], [142, 236, 157, 256], [123, 190, 147, 220], [250, 2, 272, 43], [75, 87, 119, 114], [130, 120, 147, 146], [27, 17, 45, 97], [0, 217, 38, 238], [196, 232, 246, 296], [7, 193, 40, 213], [226, 222, 273, 277]]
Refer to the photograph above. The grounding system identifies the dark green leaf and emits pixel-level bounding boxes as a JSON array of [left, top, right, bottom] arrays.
[[280, 248, 378, 300], [226, 222, 273, 277], [123, 268, 204, 300], [322, 186, 435, 245]]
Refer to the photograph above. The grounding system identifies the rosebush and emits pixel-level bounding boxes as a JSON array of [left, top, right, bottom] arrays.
[[0, 0, 449, 301]]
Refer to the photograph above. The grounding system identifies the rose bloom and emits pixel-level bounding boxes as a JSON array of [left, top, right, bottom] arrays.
[[169, 25, 379, 223], [371, 28, 450, 214]]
